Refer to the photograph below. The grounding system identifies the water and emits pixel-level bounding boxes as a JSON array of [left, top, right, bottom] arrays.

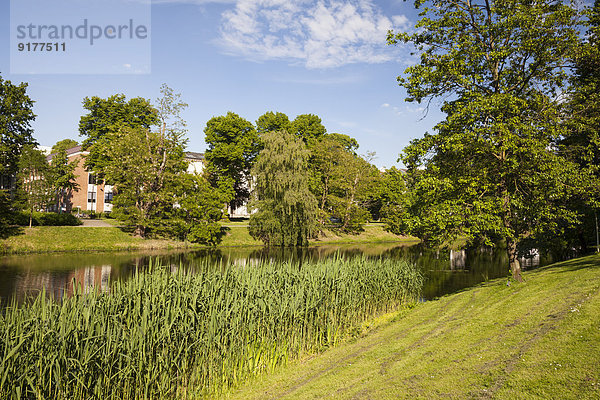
[[0, 243, 553, 306]]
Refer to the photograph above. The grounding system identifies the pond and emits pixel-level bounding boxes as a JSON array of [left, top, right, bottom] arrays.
[[0, 242, 553, 307]]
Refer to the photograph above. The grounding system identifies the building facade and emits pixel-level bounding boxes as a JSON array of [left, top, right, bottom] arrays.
[[47, 146, 113, 214], [48, 146, 252, 218]]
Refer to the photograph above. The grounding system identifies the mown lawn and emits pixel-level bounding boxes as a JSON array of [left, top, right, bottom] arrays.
[[311, 223, 419, 245], [227, 254, 600, 399], [0, 226, 198, 254], [0, 223, 415, 254]]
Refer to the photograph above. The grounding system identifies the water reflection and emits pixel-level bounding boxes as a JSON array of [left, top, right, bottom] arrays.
[[0, 243, 555, 306]]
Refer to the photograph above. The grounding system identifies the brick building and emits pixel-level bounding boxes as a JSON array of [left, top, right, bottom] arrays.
[[47, 146, 113, 214]]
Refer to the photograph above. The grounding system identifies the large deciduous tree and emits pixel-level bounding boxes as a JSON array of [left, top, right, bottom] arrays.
[[170, 173, 233, 246], [17, 145, 50, 228], [0, 75, 36, 225], [256, 111, 291, 135], [204, 112, 260, 211], [249, 130, 318, 246], [48, 149, 78, 213], [387, 0, 581, 281], [79, 94, 158, 175], [291, 114, 326, 145], [0, 75, 36, 177], [310, 133, 378, 232], [102, 86, 188, 238], [560, 0, 600, 252]]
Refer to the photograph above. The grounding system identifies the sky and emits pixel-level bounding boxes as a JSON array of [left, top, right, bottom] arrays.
[[1, 0, 446, 169]]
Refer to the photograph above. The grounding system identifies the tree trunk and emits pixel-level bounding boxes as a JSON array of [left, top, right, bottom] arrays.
[[134, 225, 145, 238], [342, 174, 360, 230], [506, 238, 523, 282]]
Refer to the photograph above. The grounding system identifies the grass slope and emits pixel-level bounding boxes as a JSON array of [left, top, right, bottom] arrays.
[[228, 254, 600, 400], [311, 223, 419, 245], [0, 223, 415, 254], [0, 226, 197, 254]]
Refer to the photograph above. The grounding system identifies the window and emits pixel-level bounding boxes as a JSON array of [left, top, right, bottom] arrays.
[[104, 192, 113, 204], [87, 192, 96, 203], [88, 173, 96, 185]]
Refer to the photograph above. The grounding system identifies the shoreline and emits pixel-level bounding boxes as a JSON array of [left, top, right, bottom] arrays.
[[0, 223, 419, 255]]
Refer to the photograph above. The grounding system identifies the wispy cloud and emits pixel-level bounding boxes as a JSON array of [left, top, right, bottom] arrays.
[[151, 0, 235, 4], [217, 0, 410, 69], [271, 72, 366, 85]]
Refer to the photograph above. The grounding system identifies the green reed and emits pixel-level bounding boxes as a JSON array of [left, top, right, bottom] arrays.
[[0, 256, 423, 399]]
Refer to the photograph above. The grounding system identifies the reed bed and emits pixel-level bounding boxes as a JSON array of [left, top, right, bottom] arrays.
[[0, 257, 423, 399]]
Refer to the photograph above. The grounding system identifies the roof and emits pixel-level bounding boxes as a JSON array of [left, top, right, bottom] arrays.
[[185, 152, 205, 161], [46, 145, 86, 162], [47, 146, 204, 162]]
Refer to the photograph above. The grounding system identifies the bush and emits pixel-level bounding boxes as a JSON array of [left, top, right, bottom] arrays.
[[36, 212, 82, 226], [12, 211, 82, 226]]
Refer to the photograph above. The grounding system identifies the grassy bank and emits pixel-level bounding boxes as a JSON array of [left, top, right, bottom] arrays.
[[0, 257, 423, 399], [0, 223, 416, 254], [311, 223, 419, 245], [0, 226, 200, 254], [229, 254, 600, 399]]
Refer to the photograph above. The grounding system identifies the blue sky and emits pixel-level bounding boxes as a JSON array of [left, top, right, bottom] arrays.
[[1, 0, 445, 168]]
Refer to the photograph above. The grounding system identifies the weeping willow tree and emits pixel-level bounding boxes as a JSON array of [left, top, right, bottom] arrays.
[[249, 130, 318, 246]]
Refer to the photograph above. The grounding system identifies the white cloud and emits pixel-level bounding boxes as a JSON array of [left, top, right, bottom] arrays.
[[217, 0, 409, 68], [151, 0, 234, 4]]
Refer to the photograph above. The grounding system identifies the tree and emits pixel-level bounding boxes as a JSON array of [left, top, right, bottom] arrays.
[[310, 133, 377, 232], [291, 114, 326, 145], [204, 112, 260, 211], [17, 145, 50, 228], [0, 75, 36, 177], [79, 94, 158, 175], [0, 75, 36, 225], [560, 0, 600, 252], [376, 166, 407, 223], [170, 173, 233, 245], [51, 139, 78, 154], [48, 149, 78, 213], [256, 111, 291, 135], [103, 86, 188, 238], [249, 130, 318, 246], [387, 0, 581, 281]]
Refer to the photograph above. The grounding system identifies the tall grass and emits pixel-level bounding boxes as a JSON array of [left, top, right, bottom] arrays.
[[0, 257, 423, 399]]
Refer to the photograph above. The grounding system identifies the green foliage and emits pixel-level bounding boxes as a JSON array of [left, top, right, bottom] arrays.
[[256, 111, 291, 134], [0, 75, 36, 226], [291, 113, 326, 145], [0, 257, 423, 399], [0, 75, 36, 178], [10, 211, 81, 226], [16, 145, 51, 227], [204, 112, 260, 210], [249, 130, 318, 246], [103, 86, 188, 238], [79, 94, 158, 175], [558, 1, 600, 252], [378, 167, 408, 225], [387, 0, 582, 280], [51, 138, 78, 154], [105, 125, 186, 237], [169, 173, 233, 246], [48, 149, 79, 212], [310, 134, 379, 232]]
